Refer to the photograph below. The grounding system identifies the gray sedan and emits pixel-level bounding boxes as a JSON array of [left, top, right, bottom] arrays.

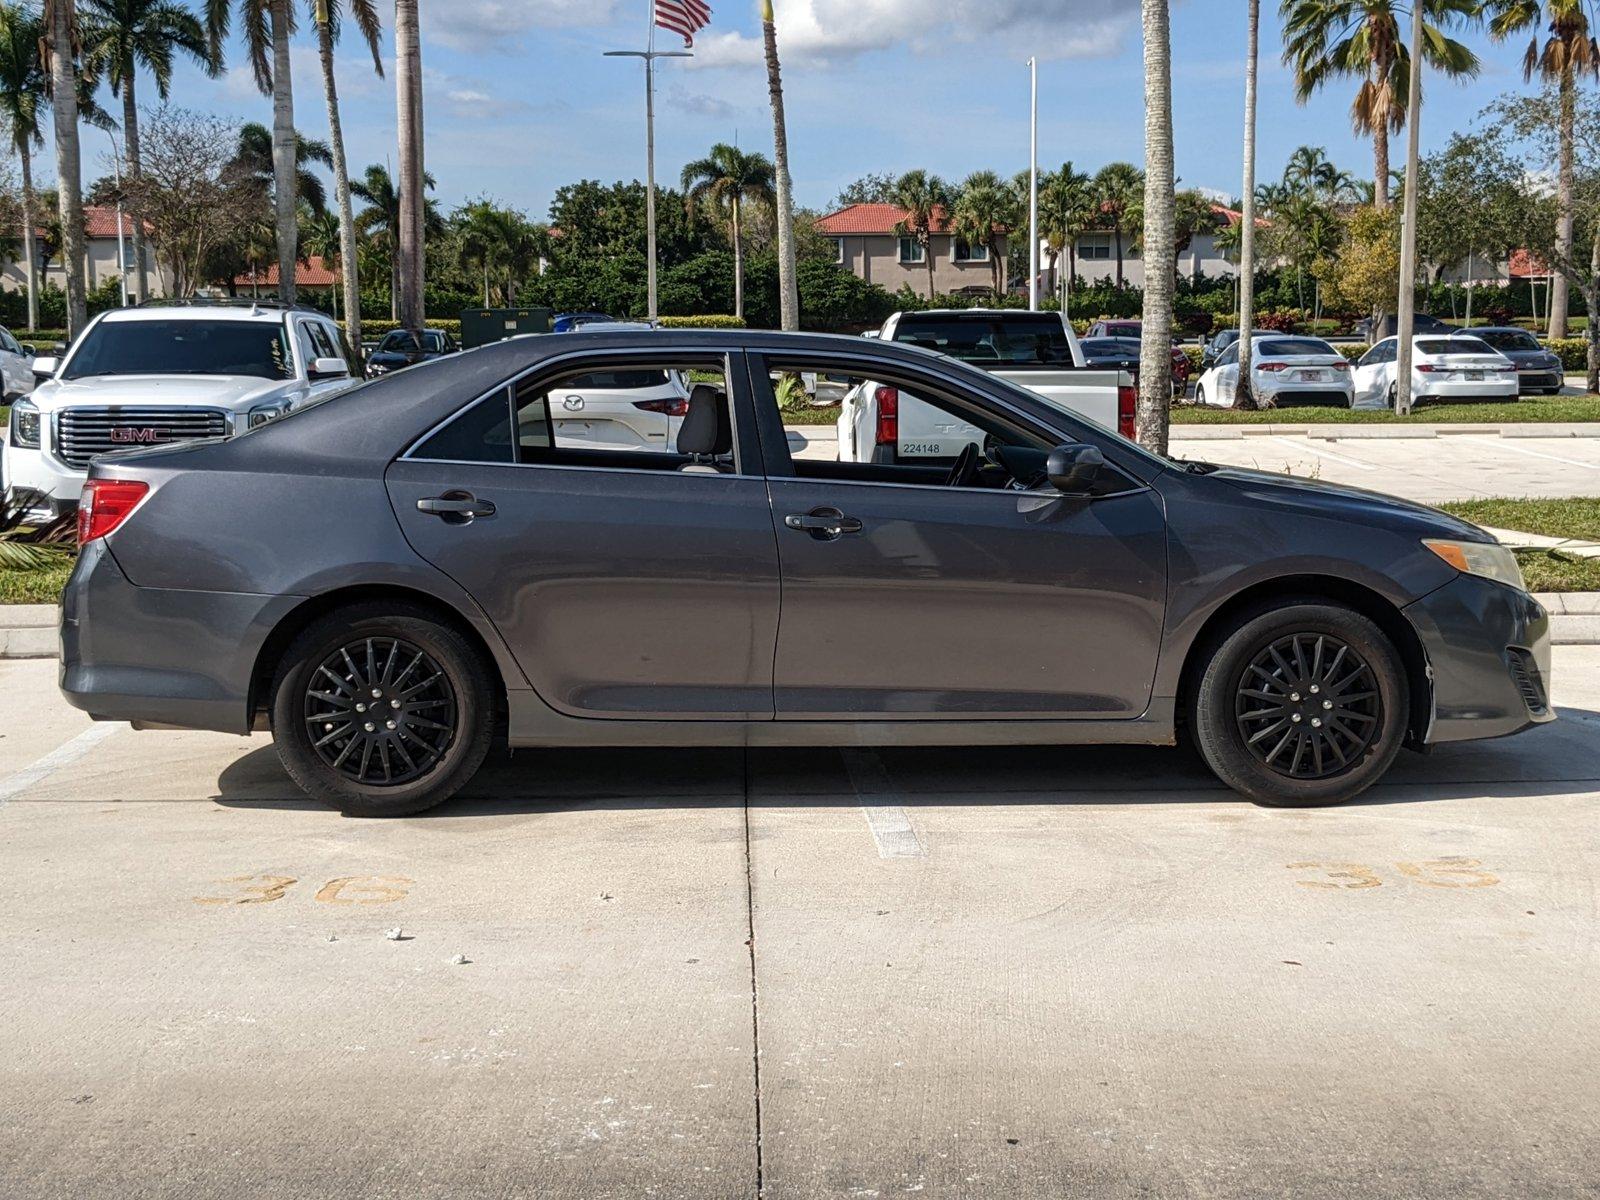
[[60, 330, 1552, 815]]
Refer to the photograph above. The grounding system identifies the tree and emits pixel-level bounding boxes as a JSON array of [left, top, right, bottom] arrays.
[[79, 0, 216, 303], [1280, 0, 1481, 209], [43, 0, 94, 335], [0, 2, 46, 329], [831, 171, 897, 208], [951, 171, 1016, 296], [1138, 0, 1175, 453], [300, 205, 341, 314], [231, 121, 329, 211], [311, 0, 380, 349], [205, 0, 301, 301], [1314, 203, 1400, 328], [393, 0, 423, 335], [1415, 130, 1528, 319], [760, 0, 798, 330], [681, 143, 776, 320], [1036, 162, 1095, 308], [1481, 0, 1598, 338], [352, 161, 437, 319], [890, 169, 950, 299], [1091, 161, 1144, 287]]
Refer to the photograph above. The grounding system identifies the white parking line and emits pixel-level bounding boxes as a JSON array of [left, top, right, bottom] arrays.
[[1462, 437, 1599, 470], [0, 722, 127, 807], [839, 749, 927, 859], [1268, 436, 1378, 471]]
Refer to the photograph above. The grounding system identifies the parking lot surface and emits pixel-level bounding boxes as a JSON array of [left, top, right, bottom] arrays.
[[3, 651, 1598, 1199]]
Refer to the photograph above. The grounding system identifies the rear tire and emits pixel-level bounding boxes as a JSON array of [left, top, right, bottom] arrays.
[[271, 603, 496, 816], [1194, 383, 1207, 407], [1191, 602, 1409, 807]]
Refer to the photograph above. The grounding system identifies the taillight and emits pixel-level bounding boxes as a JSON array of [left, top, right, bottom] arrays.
[[1256, 361, 1288, 372], [874, 385, 899, 447], [1117, 384, 1136, 441], [632, 398, 689, 416], [1331, 361, 1350, 371], [77, 479, 149, 543], [1416, 364, 1437, 373]]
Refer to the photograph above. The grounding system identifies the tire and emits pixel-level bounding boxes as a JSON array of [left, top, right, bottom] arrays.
[[271, 602, 497, 816], [1191, 602, 1409, 807], [1194, 384, 1207, 407]]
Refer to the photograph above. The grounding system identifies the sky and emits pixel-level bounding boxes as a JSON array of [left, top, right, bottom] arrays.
[[70, 0, 1557, 221]]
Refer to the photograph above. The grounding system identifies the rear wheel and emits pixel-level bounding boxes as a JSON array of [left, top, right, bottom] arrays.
[[1194, 383, 1208, 407], [1192, 603, 1409, 807], [271, 603, 496, 816]]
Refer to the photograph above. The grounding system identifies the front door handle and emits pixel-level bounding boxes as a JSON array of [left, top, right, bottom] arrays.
[[784, 508, 862, 540], [417, 492, 496, 523]]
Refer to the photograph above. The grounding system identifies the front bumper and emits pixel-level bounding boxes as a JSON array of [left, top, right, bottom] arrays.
[[2, 438, 84, 513], [1516, 367, 1563, 393], [1403, 573, 1554, 744], [60, 539, 302, 734]]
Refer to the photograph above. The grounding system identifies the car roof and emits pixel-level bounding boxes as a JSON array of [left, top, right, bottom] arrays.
[[99, 305, 294, 324]]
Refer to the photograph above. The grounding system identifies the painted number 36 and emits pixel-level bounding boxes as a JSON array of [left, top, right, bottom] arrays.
[[194, 875, 413, 905], [1287, 858, 1500, 890]]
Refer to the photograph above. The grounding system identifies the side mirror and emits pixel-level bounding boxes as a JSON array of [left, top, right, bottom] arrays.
[[21, 343, 36, 356], [308, 356, 349, 381], [31, 356, 58, 380], [1046, 442, 1104, 495]]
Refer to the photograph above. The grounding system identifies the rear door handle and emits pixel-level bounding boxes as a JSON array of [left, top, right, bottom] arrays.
[[784, 508, 862, 540], [417, 492, 496, 522]]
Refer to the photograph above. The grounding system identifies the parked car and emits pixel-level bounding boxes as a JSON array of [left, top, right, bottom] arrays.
[[543, 366, 691, 452], [365, 328, 459, 378], [1352, 335, 1519, 408], [840, 309, 1132, 463], [552, 312, 615, 333], [62, 329, 1550, 817], [1201, 328, 1239, 371], [1084, 319, 1142, 339], [1352, 312, 1457, 341], [0, 324, 37, 401], [1470, 327, 1565, 395], [4, 302, 355, 520], [1079, 335, 1190, 394], [1194, 336, 1354, 409]]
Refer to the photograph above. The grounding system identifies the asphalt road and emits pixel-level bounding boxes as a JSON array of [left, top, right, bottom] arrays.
[[2, 652, 1598, 1199]]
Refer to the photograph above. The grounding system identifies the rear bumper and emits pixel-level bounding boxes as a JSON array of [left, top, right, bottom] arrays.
[[1414, 377, 1519, 401], [59, 539, 302, 734], [1403, 574, 1554, 744]]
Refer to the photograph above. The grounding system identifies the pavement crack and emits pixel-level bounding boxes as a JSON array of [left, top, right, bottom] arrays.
[[741, 745, 765, 1197]]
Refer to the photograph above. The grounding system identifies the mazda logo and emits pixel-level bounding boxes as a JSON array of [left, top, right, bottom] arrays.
[[562, 395, 585, 412]]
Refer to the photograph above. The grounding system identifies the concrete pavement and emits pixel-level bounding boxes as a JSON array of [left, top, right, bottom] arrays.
[[2, 650, 1598, 1198]]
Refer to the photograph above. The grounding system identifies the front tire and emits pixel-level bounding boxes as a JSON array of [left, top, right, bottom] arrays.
[[1191, 603, 1409, 807], [271, 603, 496, 816], [1194, 383, 1208, 407]]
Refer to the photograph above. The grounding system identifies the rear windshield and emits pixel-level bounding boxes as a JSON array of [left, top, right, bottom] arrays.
[[1474, 329, 1540, 352], [64, 318, 293, 380], [1417, 337, 1493, 355], [1257, 338, 1336, 357], [1080, 338, 1138, 355], [564, 369, 670, 390], [892, 314, 1075, 365]]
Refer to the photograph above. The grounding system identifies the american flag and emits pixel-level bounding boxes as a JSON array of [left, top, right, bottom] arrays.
[[655, 0, 711, 47]]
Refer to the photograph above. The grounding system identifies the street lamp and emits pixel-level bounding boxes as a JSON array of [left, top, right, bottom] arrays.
[[1028, 57, 1039, 312], [106, 130, 129, 307], [604, 44, 692, 322]]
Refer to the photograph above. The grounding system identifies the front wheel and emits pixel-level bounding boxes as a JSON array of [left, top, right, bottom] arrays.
[[271, 603, 496, 816], [1194, 383, 1208, 407], [1191, 603, 1409, 807]]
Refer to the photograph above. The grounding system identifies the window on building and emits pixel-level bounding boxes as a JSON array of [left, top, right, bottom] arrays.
[[832, 237, 846, 264], [898, 237, 926, 264], [1079, 234, 1113, 261], [953, 239, 990, 263]]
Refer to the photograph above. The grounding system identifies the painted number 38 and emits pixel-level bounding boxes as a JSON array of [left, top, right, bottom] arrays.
[[1287, 858, 1500, 890]]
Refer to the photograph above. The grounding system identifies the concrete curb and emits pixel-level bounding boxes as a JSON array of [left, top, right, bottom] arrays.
[[1169, 423, 1600, 441]]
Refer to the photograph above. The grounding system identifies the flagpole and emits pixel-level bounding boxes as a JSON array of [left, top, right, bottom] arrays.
[[1028, 57, 1039, 311], [607, 4, 691, 323]]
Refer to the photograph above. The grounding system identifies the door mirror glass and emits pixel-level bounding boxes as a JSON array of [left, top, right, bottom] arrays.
[[20, 343, 36, 357], [1047, 443, 1104, 494], [31, 356, 58, 379]]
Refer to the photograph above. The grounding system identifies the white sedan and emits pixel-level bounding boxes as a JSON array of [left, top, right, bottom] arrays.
[[1352, 335, 1519, 408], [1193, 336, 1354, 409]]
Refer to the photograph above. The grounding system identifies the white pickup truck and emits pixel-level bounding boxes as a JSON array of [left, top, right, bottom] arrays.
[[837, 309, 1134, 464]]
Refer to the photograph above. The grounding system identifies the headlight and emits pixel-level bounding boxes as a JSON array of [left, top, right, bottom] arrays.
[[367, 363, 390, 376], [246, 403, 285, 429], [9, 398, 40, 448], [1424, 539, 1527, 592]]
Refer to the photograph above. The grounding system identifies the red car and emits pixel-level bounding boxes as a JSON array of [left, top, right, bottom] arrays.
[[1083, 320, 1190, 388]]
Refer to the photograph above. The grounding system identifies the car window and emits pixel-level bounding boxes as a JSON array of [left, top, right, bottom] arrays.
[[890, 313, 1074, 366], [0, 328, 20, 355], [62, 318, 294, 380], [1417, 337, 1490, 355], [379, 331, 409, 352], [1358, 342, 1392, 366], [1256, 338, 1336, 357], [1218, 343, 1239, 366], [1475, 330, 1539, 352], [307, 321, 341, 363]]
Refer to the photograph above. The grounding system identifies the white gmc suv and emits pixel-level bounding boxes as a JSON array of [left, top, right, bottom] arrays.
[[4, 303, 357, 518]]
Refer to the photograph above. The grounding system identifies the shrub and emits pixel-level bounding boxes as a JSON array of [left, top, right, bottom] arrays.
[[1545, 337, 1592, 372], [657, 314, 746, 329]]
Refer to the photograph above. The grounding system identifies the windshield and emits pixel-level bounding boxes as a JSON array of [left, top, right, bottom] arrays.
[[1417, 337, 1493, 356], [64, 318, 293, 381], [892, 314, 1075, 365], [1257, 338, 1337, 357], [1475, 330, 1539, 352], [1081, 339, 1138, 356]]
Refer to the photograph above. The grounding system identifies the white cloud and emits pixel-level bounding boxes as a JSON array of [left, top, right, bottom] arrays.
[[421, 0, 622, 53], [692, 0, 1140, 67], [663, 85, 743, 120]]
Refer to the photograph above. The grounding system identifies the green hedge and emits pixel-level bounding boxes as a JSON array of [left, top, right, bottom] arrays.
[[1546, 337, 1593, 372], [657, 315, 746, 329]]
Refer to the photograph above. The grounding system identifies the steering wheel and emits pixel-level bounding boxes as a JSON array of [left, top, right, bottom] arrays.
[[946, 442, 981, 488], [990, 443, 1050, 489]]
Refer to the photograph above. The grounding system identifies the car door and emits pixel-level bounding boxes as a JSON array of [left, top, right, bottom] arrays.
[[1353, 341, 1394, 405], [1214, 341, 1240, 403], [748, 351, 1168, 720], [386, 347, 780, 719]]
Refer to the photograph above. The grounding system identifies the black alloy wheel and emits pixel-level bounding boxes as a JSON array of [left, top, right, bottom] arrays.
[[303, 636, 458, 786], [1234, 632, 1380, 780]]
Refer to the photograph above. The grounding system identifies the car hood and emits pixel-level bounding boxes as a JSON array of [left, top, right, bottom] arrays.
[[1194, 463, 1492, 542], [1498, 348, 1558, 363], [27, 374, 293, 412]]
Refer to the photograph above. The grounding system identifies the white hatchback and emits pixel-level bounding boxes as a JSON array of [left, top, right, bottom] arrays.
[[1352, 335, 1519, 408], [544, 367, 691, 452], [1194, 335, 1354, 408]]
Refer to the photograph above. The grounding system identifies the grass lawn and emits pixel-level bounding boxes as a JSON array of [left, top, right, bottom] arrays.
[[781, 407, 840, 426], [1436, 497, 1600, 542], [1511, 551, 1600, 593], [0, 561, 72, 605], [1171, 394, 1600, 424]]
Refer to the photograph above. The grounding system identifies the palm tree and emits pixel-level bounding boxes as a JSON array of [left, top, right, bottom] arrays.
[[889, 169, 950, 300], [952, 171, 1016, 297], [1138, 0, 1175, 454], [681, 143, 776, 321], [394, 0, 423, 336], [0, 3, 47, 330], [1239, 0, 1261, 409], [1091, 162, 1144, 288], [311, 0, 381, 351], [300, 206, 341, 316], [206, 0, 300, 301], [456, 199, 499, 306], [1037, 162, 1095, 310], [232, 121, 330, 212], [352, 162, 436, 319], [1482, 0, 1598, 337], [1279, 0, 1480, 209], [43, 0, 91, 335], [760, 0, 798, 330], [79, 0, 216, 304]]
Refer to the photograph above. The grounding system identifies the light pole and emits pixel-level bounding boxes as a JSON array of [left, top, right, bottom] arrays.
[[605, 39, 692, 322], [1393, 0, 1425, 415], [1028, 57, 1039, 311], [107, 131, 129, 307]]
